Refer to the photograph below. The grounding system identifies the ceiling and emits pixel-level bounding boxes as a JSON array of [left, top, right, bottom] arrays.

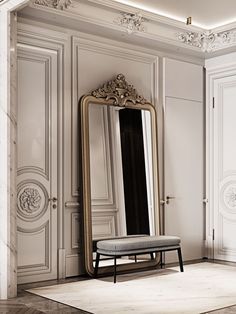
[[113, 0, 236, 29]]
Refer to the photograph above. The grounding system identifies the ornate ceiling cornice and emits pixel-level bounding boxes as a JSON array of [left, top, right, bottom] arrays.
[[33, 0, 71, 10], [178, 29, 236, 52], [22, 0, 236, 57], [114, 12, 147, 34]]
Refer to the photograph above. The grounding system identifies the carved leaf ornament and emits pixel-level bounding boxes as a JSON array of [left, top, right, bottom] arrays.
[[33, 0, 72, 10], [178, 30, 236, 52], [91, 74, 148, 106]]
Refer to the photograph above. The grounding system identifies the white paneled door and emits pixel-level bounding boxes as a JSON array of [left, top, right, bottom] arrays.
[[164, 97, 204, 262], [17, 45, 58, 283], [212, 75, 236, 262], [163, 58, 204, 263]]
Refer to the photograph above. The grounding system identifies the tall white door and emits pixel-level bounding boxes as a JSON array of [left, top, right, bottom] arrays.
[[164, 97, 204, 262], [17, 45, 58, 283], [163, 58, 204, 263], [212, 75, 236, 262]]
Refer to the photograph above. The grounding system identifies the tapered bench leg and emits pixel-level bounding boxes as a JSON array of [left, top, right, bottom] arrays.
[[114, 256, 117, 283], [160, 251, 163, 268], [177, 247, 184, 272], [94, 252, 100, 277]]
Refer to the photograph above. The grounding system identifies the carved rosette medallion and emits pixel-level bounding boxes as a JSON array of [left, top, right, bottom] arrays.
[[17, 181, 49, 221], [19, 188, 41, 213], [91, 74, 148, 107], [223, 185, 236, 209]]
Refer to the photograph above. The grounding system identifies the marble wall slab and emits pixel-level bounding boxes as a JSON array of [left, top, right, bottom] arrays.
[[0, 0, 30, 299]]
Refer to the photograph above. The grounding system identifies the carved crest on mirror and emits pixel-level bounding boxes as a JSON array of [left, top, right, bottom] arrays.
[[91, 74, 149, 107]]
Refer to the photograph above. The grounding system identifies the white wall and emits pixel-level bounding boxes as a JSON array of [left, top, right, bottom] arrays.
[[17, 18, 204, 279]]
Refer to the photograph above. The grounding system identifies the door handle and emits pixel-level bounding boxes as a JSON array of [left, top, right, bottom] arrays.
[[49, 197, 57, 203], [166, 196, 175, 205], [160, 196, 175, 205]]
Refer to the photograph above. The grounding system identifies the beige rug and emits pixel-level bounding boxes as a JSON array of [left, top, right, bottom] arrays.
[[27, 262, 236, 314]]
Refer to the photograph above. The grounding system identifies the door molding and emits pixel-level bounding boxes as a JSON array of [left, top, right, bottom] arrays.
[[17, 26, 68, 280], [205, 62, 236, 259]]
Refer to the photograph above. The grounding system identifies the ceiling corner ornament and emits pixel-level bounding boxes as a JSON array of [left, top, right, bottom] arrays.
[[177, 30, 236, 52], [91, 74, 147, 106], [114, 12, 146, 34], [33, 0, 72, 10]]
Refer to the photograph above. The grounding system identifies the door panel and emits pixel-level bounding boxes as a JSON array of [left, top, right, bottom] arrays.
[[17, 46, 58, 283], [164, 97, 204, 262], [213, 76, 236, 262]]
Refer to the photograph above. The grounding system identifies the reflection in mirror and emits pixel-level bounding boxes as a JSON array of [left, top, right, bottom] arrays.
[[79, 74, 160, 276], [89, 104, 155, 244]]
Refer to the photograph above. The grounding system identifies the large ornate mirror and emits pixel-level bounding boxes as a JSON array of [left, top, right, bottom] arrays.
[[79, 74, 160, 276]]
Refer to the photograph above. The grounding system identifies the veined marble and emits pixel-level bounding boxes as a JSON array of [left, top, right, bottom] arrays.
[[28, 263, 236, 314], [0, 0, 29, 299]]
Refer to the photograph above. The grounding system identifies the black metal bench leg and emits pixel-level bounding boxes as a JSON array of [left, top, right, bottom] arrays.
[[160, 251, 163, 268], [94, 252, 100, 277], [177, 247, 184, 272], [135, 255, 137, 262], [114, 256, 117, 283]]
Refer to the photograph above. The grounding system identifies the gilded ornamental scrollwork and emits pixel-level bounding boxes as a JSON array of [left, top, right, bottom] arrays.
[[91, 74, 148, 107]]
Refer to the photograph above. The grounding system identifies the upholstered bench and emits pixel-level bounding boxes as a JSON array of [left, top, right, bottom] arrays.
[[94, 235, 183, 283]]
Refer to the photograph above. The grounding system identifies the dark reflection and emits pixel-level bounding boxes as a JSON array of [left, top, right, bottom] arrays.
[[119, 108, 150, 235]]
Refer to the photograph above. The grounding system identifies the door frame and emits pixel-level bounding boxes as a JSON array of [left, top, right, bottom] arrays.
[[205, 61, 236, 260]]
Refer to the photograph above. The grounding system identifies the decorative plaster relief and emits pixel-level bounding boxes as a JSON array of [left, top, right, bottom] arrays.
[[114, 12, 146, 34], [92, 74, 148, 106], [17, 181, 49, 220], [224, 185, 236, 209], [178, 30, 236, 52], [19, 187, 41, 213], [33, 0, 72, 10]]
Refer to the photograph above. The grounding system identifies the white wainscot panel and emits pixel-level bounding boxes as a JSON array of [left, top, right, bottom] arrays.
[[17, 223, 49, 271], [92, 213, 116, 239], [71, 36, 158, 197], [219, 215, 236, 256], [17, 56, 48, 176], [221, 81, 236, 175], [164, 58, 203, 102], [71, 212, 79, 249]]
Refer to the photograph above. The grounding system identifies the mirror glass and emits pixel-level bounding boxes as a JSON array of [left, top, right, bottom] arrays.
[[79, 74, 160, 275]]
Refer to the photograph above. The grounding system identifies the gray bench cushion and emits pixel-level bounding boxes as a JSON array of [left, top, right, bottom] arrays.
[[97, 235, 180, 254]]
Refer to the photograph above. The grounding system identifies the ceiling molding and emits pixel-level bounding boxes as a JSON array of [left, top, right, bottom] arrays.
[[33, 0, 72, 10], [21, 0, 236, 56], [178, 30, 236, 53]]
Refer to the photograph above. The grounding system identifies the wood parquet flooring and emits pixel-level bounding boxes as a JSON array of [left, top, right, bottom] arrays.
[[0, 277, 90, 314]]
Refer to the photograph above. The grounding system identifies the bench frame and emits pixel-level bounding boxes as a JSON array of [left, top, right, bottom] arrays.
[[94, 246, 183, 283]]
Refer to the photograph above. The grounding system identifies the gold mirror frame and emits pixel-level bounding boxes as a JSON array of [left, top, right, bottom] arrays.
[[79, 74, 161, 277]]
